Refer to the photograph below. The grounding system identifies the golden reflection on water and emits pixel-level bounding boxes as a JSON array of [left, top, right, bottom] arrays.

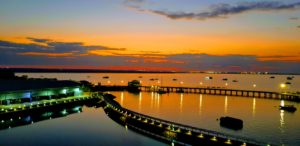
[[280, 100, 285, 107], [180, 93, 183, 113], [112, 91, 300, 145], [139, 92, 142, 112], [224, 96, 228, 114], [279, 100, 285, 133], [151, 92, 154, 109], [199, 94, 202, 115], [280, 110, 285, 130], [252, 98, 256, 117], [120, 92, 124, 106]]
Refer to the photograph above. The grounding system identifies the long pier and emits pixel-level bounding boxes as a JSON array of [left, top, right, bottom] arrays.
[[102, 93, 272, 146], [139, 86, 300, 101]]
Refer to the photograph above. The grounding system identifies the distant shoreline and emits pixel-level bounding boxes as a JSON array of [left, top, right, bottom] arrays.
[[1, 68, 299, 75]]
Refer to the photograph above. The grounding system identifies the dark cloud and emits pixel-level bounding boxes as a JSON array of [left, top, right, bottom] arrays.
[[127, 1, 300, 20], [27, 37, 51, 43], [0, 38, 127, 57]]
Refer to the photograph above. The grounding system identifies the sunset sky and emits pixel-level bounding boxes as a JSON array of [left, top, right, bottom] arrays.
[[1, 0, 300, 73]]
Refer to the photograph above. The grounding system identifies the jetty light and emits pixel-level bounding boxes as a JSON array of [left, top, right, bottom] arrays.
[[211, 136, 217, 141], [253, 84, 256, 88], [280, 83, 286, 88]]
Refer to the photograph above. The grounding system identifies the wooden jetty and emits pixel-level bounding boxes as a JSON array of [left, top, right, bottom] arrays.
[[139, 86, 300, 101]]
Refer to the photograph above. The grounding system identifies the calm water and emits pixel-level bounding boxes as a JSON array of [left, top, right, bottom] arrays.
[[0, 105, 165, 146], [18, 73, 300, 92], [111, 91, 300, 146], [11, 73, 300, 145]]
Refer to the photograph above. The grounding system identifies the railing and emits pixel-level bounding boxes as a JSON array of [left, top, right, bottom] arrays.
[[103, 94, 270, 146]]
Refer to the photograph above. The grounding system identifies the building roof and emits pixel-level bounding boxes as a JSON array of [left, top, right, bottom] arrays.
[[0, 79, 80, 92]]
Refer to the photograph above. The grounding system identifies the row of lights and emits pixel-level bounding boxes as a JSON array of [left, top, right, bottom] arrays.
[[106, 96, 271, 146], [0, 96, 93, 113], [108, 102, 241, 145]]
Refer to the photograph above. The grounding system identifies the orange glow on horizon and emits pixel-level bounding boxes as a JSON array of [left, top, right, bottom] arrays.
[[1, 35, 300, 62]]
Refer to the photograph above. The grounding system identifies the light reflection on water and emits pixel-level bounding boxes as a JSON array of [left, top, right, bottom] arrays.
[[0, 105, 166, 146], [18, 73, 300, 92], [111, 91, 300, 146]]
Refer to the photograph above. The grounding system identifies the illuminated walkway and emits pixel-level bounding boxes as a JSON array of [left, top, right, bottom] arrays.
[[0, 92, 96, 115], [102, 93, 272, 146]]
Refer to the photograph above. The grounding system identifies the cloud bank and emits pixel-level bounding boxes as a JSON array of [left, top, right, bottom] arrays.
[[125, 1, 300, 20], [1, 38, 300, 73]]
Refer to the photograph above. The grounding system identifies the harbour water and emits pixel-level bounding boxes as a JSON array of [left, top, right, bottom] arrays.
[[111, 91, 300, 145], [4, 73, 299, 145], [0, 105, 165, 146], [19, 73, 300, 92]]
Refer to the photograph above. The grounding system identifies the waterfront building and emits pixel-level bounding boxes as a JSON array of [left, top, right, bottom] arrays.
[[0, 79, 83, 105]]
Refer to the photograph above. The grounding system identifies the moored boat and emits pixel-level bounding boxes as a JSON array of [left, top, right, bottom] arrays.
[[280, 105, 297, 112], [102, 76, 109, 79], [219, 116, 243, 130]]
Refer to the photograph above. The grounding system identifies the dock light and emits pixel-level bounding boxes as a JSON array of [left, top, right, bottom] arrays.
[[1, 120, 4, 123], [176, 128, 181, 133], [180, 81, 184, 84], [121, 80, 124, 83], [280, 83, 286, 88], [198, 134, 204, 138], [200, 82, 203, 85], [18, 117, 21, 120], [225, 83, 228, 86], [158, 123, 163, 127], [125, 125, 128, 130], [211, 136, 217, 141], [241, 142, 247, 146], [8, 126, 11, 129], [10, 118, 13, 121], [186, 131, 192, 135], [225, 139, 232, 144], [253, 84, 256, 88], [171, 142, 175, 146], [31, 121, 34, 124]]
